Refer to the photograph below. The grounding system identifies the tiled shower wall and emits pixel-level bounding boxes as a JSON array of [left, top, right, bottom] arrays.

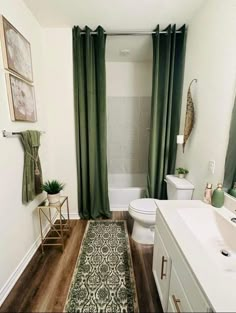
[[107, 96, 151, 174]]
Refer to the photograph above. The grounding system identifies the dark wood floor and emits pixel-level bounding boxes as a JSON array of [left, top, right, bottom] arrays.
[[0, 212, 162, 312]]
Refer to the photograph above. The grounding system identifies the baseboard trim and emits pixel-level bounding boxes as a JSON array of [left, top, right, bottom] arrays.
[[110, 207, 128, 211], [69, 212, 80, 219], [0, 214, 57, 306]]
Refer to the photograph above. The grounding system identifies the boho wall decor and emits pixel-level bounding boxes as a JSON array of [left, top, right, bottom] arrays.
[[5, 74, 37, 122], [183, 79, 197, 152], [0, 15, 33, 82]]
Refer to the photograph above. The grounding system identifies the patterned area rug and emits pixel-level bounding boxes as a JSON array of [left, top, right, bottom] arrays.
[[64, 220, 139, 313]]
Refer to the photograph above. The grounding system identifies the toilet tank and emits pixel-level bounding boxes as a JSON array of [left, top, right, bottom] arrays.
[[166, 175, 194, 200]]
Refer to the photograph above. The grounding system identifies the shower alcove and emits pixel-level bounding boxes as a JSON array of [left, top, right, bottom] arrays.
[[106, 35, 153, 209]]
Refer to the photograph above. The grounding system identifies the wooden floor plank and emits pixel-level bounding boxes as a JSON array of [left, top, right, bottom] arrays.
[[0, 213, 162, 313]]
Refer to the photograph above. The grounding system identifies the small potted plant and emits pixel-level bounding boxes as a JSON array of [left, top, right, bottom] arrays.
[[42, 180, 64, 204], [176, 167, 189, 179]]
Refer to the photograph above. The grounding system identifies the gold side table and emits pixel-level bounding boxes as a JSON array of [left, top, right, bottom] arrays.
[[37, 196, 70, 253]]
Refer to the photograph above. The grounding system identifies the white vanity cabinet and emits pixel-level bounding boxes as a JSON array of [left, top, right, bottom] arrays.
[[153, 208, 212, 313]]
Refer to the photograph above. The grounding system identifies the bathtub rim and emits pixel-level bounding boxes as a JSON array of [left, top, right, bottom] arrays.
[[109, 186, 146, 211]]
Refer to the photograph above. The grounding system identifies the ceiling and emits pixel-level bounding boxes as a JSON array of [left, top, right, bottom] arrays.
[[23, 0, 205, 28], [23, 0, 205, 62]]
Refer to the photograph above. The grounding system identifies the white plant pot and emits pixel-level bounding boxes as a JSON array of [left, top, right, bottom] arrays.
[[47, 192, 60, 204], [178, 174, 185, 179]]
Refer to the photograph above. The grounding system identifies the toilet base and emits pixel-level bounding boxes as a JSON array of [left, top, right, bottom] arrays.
[[131, 220, 154, 244]]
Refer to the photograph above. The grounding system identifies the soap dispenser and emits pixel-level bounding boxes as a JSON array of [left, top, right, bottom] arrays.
[[212, 183, 224, 208], [229, 182, 236, 198]]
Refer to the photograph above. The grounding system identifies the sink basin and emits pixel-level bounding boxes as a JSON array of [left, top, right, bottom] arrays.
[[177, 206, 236, 273]]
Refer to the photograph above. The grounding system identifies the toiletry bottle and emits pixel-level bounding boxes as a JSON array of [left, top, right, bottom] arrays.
[[211, 183, 224, 208], [203, 183, 212, 204], [229, 182, 236, 198]]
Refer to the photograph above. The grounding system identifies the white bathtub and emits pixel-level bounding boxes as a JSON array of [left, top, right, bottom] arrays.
[[108, 174, 146, 210]]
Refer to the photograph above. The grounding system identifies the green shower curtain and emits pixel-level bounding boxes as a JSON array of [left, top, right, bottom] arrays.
[[73, 26, 111, 219], [224, 95, 236, 191], [146, 25, 186, 199]]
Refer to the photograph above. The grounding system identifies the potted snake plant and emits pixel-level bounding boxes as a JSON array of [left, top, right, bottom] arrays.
[[176, 167, 189, 179], [42, 180, 64, 204]]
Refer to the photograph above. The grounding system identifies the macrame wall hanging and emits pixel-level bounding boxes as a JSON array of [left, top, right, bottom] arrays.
[[183, 79, 197, 153]]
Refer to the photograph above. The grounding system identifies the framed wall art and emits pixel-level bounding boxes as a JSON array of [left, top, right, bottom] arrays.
[[5, 73, 37, 122], [0, 15, 33, 82]]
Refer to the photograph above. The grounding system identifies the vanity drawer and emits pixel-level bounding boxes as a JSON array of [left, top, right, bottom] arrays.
[[168, 266, 192, 313]]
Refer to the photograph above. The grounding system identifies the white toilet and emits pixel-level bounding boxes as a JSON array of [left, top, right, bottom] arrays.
[[128, 175, 194, 244]]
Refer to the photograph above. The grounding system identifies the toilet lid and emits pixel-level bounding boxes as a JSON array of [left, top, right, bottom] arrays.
[[129, 198, 157, 214]]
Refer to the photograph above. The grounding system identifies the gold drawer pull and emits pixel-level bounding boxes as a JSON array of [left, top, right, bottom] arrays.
[[161, 256, 167, 279], [172, 295, 181, 313]]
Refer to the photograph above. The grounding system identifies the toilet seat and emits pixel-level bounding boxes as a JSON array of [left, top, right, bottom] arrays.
[[129, 198, 157, 215]]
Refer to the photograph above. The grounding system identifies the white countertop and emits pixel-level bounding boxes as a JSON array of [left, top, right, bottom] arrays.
[[155, 200, 236, 313]]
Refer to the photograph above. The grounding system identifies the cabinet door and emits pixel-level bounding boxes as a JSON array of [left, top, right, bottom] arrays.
[[167, 297, 176, 313], [153, 227, 171, 312], [168, 266, 193, 313]]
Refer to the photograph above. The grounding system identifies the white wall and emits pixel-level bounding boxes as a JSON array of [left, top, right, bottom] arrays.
[[176, 0, 236, 199], [106, 62, 152, 97], [41, 28, 78, 214], [0, 0, 51, 303]]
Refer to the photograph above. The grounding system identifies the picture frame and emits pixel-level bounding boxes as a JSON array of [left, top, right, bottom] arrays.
[[5, 73, 37, 122], [0, 15, 33, 82]]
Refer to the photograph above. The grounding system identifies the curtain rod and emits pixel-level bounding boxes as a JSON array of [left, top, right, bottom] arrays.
[[2, 130, 45, 138], [79, 30, 183, 36]]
